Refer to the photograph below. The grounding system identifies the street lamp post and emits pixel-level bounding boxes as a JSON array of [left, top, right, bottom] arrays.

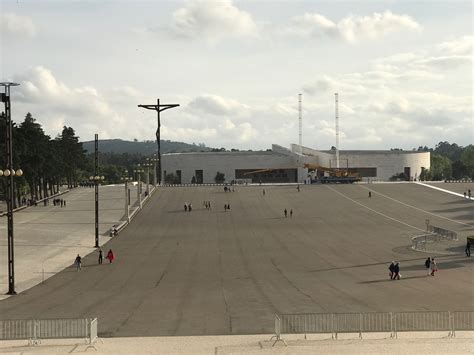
[[89, 174, 104, 247], [121, 170, 131, 223], [143, 161, 152, 196], [1, 81, 20, 295], [150, 155, 158, 186], [138, 99, 179, 185], [133, 167, 144, 209]]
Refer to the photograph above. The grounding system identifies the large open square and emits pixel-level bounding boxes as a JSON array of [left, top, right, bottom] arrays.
[[0, 183, 472, 337]]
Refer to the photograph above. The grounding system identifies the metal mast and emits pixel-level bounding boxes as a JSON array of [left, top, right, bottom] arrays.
[[335, 93, 340, 169], [298, 93, 302, 153]]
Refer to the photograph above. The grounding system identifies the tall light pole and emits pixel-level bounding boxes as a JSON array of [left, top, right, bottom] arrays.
[[143, 161, 152, 196], [133, 166, 144, 208], [1, 82, 20, 295], [89, 134, 104, 248], [138, 99, 179, 185], [121, 170, 131, 223], [149, 154, 158, 186]]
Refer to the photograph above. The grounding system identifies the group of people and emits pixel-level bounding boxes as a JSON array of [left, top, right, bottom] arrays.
[[184, 203, 192, 212], [388, 257, 439, 280], [224, 203, 231, 211], [284, 208, 293, 218], [463, 189, 472, 199], [424, 257, 438, 276], [74, 248, 115, 271], [203, 201, 212, 209], [52, 198, 66, 207], [223, 186, 235, 192], [388, 262, 401, 280]]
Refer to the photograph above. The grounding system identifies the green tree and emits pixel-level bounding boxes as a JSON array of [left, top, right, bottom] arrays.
[[430, 154, 452, 180], [460, 145, 474, 178], [215, 171, 225, 183]]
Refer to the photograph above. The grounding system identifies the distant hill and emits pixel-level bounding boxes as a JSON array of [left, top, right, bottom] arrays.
[[82, 139, 213, 155]]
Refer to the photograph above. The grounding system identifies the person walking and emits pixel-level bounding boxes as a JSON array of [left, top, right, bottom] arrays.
[[466, 240, 471, 257], [393, 262, 401, 280], [106, 249, 115, 264], [430, 258, 438, 276], [369, 191, 372, 198], [75, 254, 82, 271], [388, 262, 395, 279], [284, 209, 287, 218], [263, 189, 265, 196], [290, 209, 293, 218], [98, 248, 103, 264], [184, 204, 188, 212], [425, 257, 431, 275]]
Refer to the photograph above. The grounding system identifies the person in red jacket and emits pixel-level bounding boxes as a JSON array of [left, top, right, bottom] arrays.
[[106, 249, 115, 263]]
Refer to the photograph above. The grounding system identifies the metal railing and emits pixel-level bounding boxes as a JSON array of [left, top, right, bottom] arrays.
[[412, 225, 458, 251], [0, 318, 98, 345], [427, 225, 457, 241], [272, 311, 474, 345]]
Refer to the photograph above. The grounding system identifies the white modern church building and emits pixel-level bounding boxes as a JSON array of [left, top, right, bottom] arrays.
[[161, 144, 430, 184]]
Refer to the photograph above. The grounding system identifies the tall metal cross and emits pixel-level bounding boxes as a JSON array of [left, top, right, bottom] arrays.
[[138, 99, 179, 185]]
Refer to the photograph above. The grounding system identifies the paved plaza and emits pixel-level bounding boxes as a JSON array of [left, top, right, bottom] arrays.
[[0, 184, 142, 299], [0, 182, 472, 340]]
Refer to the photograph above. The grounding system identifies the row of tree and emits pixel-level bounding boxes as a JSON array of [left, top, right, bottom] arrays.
[[0, 113, 88, 206], [416, 142, 474, 180]]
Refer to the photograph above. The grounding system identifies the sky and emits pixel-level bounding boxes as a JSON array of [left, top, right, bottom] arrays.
[[0, 0, 472, 150]]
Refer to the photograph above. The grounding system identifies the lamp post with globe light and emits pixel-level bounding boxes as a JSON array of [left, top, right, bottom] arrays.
[[89, 175, 105, 248], [121, 170, 132, 222], [133, 166, 144, 208], [1, 81, 21, 295]]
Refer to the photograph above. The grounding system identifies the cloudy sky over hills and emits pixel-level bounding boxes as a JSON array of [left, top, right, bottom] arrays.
[[1, 0, 472, 150]]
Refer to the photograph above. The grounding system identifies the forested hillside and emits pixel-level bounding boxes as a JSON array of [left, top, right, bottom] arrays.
[[82, 139, 212, 155]]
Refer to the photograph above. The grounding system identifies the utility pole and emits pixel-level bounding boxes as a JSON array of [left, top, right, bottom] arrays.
[[94, 134, 99, 248], [335, 93, 340, 169], [298, 93, 302, 154], [138, 99, 179, 185]]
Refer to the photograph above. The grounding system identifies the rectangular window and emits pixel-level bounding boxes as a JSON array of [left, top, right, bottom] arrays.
[[348, 167, 377, 177]]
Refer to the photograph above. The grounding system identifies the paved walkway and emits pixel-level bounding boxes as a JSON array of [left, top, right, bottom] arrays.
[[0, 184, 150, 299], [0, 332, 472, 354]]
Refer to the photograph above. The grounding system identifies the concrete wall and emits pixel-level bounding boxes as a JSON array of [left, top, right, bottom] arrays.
[[162, 151, 299, 184], [162, 145, 430, 184], [338, 151, 430, 181]]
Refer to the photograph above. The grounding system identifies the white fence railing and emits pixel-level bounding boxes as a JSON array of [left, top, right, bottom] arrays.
[[412, 225, 458, 251], [272, 311, 474, 345], [0, 318, 98, 345]]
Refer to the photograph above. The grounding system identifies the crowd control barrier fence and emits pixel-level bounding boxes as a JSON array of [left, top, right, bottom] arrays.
[[272, 311, 474, 346], [0, 318, 98, 346]]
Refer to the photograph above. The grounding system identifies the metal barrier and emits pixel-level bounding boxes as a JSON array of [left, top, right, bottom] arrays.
[[0, 318, 98, 345], [412, 225, 458, 251], [427, 225, 457, 240], [273, 311, 474, 345]]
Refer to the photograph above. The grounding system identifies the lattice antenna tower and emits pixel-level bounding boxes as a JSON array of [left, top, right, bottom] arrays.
[[298, 93, 302, 153], [335, 93, 340, 169]]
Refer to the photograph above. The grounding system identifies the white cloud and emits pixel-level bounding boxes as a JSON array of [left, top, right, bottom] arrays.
[[188, 94, 249, 115], [437, 36, 473, 55], [0, 12, 36, 37], [284, 10, 421, 43], [169, 0, 258, 42], [11, 66, 143, 141]]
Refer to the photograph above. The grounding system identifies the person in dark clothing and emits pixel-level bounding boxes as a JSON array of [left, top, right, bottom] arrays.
[[369, 191, 372, 198], [75, 254, 82, 271], [184, 204, 187, 212], [98, 248, 103, 264], [393, 262, 400, 280], [466, 240, 471, 257], [284, 209, 287, 217], [425, 257, 431, 275], [388, 262, 395, 279], [290, 209, 293, 218]]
